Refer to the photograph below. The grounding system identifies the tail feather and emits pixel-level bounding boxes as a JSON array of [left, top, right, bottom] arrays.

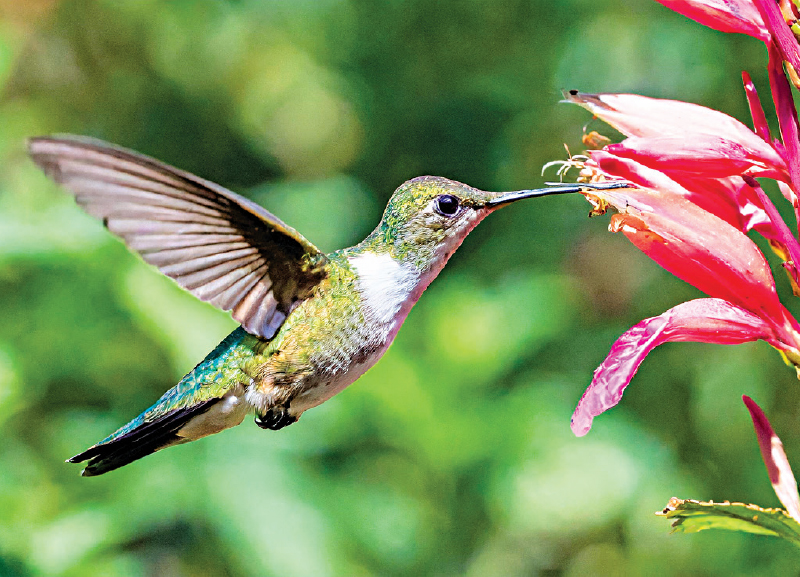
[[69, 399, 219, 476]]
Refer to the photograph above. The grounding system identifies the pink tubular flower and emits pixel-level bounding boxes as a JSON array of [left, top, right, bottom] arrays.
[[564, 0, 800, 435], [569, 164, 800, 435]]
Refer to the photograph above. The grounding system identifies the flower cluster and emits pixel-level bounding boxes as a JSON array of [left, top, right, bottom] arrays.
[[565, 0, 800, 436]]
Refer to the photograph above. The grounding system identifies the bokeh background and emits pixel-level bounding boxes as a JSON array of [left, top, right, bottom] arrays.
[[1, 0, 799, 574]]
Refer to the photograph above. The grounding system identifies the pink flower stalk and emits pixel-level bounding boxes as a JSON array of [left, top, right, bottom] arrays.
[[565, 0, 800, 436]]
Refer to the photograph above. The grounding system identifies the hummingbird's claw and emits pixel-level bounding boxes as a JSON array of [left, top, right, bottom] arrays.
[[255, 405, 297, 430]]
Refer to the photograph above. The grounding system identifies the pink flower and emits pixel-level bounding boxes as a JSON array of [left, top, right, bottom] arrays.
[[569, 169, 800, 435], [562, 0, 800, 434], [566, 91, 790, 211], [560, 0, 800, 436]]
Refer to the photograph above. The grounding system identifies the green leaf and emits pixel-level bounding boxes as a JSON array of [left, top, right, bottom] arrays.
[[658, 498, 800, 547]]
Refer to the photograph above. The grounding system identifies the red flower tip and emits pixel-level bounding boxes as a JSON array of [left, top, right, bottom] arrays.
[[743, 395, 800, 522]]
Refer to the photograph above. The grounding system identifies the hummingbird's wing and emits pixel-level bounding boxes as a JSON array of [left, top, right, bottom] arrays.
[[28, 135, 329, 339]]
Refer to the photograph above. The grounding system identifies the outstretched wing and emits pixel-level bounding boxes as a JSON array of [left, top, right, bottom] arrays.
[[28, 135, 329, 339]]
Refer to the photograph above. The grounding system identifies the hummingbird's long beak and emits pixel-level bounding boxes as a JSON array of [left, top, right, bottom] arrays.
[[485, 181, 633, 208]]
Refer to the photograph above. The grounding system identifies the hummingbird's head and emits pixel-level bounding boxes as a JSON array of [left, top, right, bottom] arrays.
[[361, 175, 631, 274], [365, 176, 630, 272], [370, 176, 522, 271]]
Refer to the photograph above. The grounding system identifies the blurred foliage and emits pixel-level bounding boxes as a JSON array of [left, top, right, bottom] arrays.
[[1, 0, 799, 575]]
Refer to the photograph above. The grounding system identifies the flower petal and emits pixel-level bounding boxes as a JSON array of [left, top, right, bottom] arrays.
[[589, 152, 775, 236], [744, 176, 800, 289], [673, 175, 777, 238], [566, 92, 783, 167], [655, 0, 768, 41], [743, 395, 800, 523], [742, 70, 772, 142], [580, 175, 787, 325], [605, 135, 787, 181], [571, 299, 777, 437]]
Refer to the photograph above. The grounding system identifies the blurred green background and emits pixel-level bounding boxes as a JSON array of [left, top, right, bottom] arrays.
[[1, 0, 799, 575]]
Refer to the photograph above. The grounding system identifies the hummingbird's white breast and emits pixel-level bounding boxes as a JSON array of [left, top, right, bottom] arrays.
[[349, 251, 421, 334]]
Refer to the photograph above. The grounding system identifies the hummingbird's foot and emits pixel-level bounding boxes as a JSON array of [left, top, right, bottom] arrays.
[[254, 405, 297, 431]]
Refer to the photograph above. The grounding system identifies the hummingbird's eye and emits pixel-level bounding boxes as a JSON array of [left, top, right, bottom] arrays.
[[434, 194, 460, 217]]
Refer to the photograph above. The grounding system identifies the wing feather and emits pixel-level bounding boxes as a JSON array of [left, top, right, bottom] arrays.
[[29, 135, 329, 339], [207, 268, 266, 309]]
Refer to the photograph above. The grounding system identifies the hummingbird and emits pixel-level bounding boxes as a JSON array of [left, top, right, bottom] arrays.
[[29, 135, 627, 476]]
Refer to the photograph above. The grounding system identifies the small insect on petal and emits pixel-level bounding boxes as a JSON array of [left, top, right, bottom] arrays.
[[584, 193, 610, 217], [582, 131, 612, 149]]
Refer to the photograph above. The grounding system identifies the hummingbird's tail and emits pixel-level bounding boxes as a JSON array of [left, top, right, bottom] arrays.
[[68, 399, 218, 476], [69, 327, 256, 476]]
